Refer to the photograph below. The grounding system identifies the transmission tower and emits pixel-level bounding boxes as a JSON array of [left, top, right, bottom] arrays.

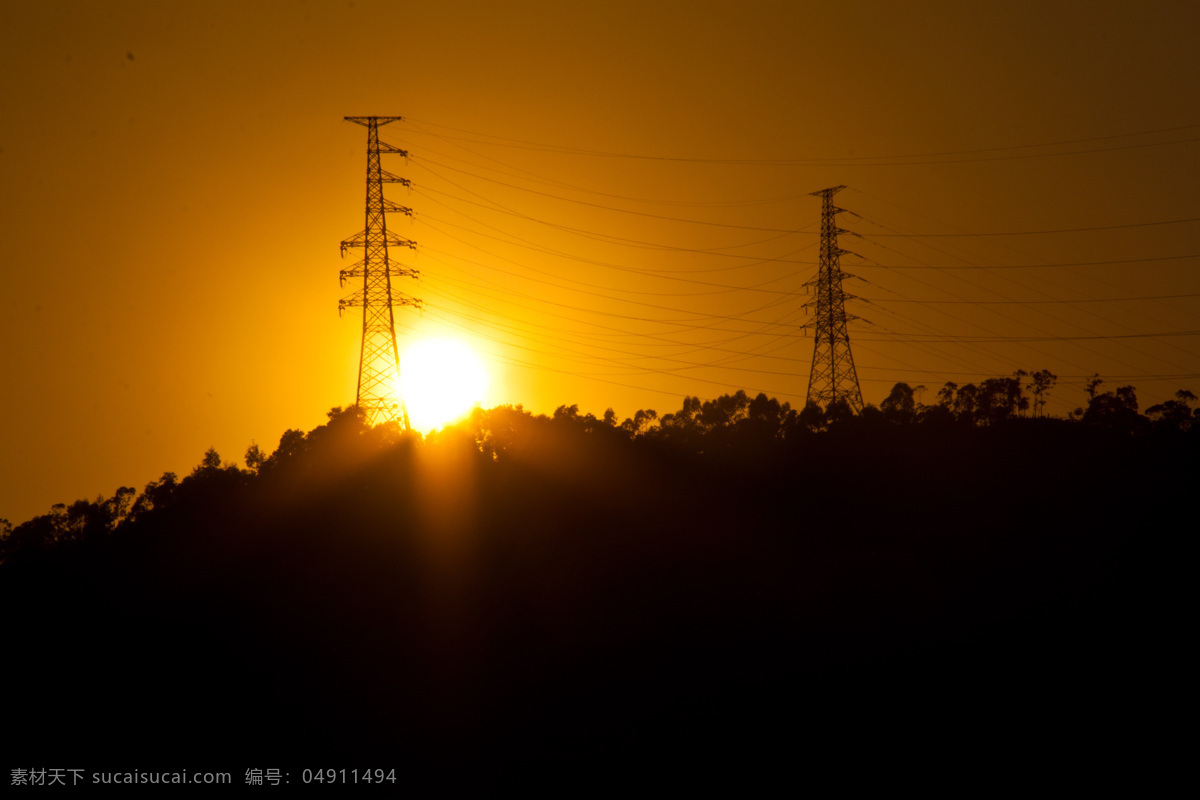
[[804, 185, 864, 412], [339, 116, 422, 429]]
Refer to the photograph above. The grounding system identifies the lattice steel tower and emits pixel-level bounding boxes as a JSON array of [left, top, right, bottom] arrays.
[[339, 116, 421, 429], [804, 185, 864, 412]]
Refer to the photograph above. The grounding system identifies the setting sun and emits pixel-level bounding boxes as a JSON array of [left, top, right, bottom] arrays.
[[399, 339, 489, 432]]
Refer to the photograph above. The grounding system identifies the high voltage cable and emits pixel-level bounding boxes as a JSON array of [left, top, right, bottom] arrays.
[[413, 151, 1199, 265], [423, 209, 1196, 377], [414, 180, 797, 257], [416, 307, 806, 399], [424, 270, 812, 359], [864, 291, 1200, 305], [402, 118, 1200, 166], [850, 244, 1083, 365], [431, 300, 806, 381], [398, 316, 703, 402], [423, 263, 814, 357], [855, 329, 1200, 343], [422, 243, 774, 298], [408, 139, 1198, 268], [406, 118, 1200, 159], [420, 287, 816, 385], [418, 221, 806, 322], [419, 217, 807, 297], [855, 215, 1200, 237], [415, 201, 835, 364], [856, 244, 1192, 379], [849, 185, 1200, 370], [424, 239, 1197, 384], [400, 122, 823, 207], [385, 120, 1200, 405], [856, 213, 1160, 340], [411, 174, 819, 273], [849, 253, 1200, 270], [419, 296, 1198, 404], [418, 213, 812, 302], [851, 236, 1152, 385], [417, 231, 806, 328], [414, 156, 813, 234], [853, 211, 1200, 375], [427, 210, 1197, 377], [842, 365, 1200, 381], [417, 244, 826, 376]]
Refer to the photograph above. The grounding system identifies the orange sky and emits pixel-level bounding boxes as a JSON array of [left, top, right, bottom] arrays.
[[2, 0, 1199, 524]]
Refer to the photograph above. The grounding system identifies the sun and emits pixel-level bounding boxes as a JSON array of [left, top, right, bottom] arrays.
[[399, 339, 489, 432]]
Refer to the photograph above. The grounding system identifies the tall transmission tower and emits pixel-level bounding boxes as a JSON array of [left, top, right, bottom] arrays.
[[804, 185, 864, 412], [339, 116, 422, 429]]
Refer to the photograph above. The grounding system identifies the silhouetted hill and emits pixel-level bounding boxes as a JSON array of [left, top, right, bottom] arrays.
[[4, 394, 1193, 781]]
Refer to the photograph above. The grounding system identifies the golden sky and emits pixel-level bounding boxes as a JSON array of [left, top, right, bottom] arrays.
[[2, 0, 1199, 523]]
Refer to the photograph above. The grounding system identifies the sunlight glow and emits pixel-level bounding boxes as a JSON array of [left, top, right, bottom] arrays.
[[399, 339, 489, 432]]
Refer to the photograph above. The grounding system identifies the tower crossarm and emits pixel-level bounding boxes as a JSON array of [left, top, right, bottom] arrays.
[[377, 142, 409, 157], [338, 291, 424, 315], [339, 231, 417, 255], [339, 262, 420, 286], [378, 170, 412, 186], [345, 116, 403, 126], [802, 266, 856, 287]]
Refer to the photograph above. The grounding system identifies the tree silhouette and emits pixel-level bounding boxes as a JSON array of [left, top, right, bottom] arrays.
[[742, 392, 793, 441], [823, 397, 856, 429], [797, 400, 825, 433], [880, 382, 918, 425], [699, 389, 750, 429], [1026, 369, 1057, 418], [976, 375, 1027, 425], [195, 446, 223, 475], [129, 471, 178, 520], [951, 382, 979, 425], [244, 442, 266, 473], [620, 408, 658, 436], [1145, 389, 1197, 433], [1082, 382, 1144, 434]]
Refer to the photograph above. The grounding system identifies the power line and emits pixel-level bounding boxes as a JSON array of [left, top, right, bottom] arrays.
[[856, 329, 1200, 343], [852, 207, 1200, 377], [854, 215, 1200, 237], [864, 291, 1200, 305], [414, 156, 812, 234], [402, 117, 1200, 166], [374, 120, 1200, 408], [850, 253, 1200, 270]]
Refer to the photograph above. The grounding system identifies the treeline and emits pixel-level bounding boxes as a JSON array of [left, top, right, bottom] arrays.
[[573, 373, 1198, 439], [2, 374, 1194, 768], [3, 371, 1198, 563]]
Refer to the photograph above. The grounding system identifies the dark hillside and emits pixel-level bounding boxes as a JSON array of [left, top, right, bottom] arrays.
[[4, 402, 1191, 777]]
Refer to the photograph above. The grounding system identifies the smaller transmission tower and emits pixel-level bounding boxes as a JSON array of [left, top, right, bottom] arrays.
[[804, 185, 864, 412], [339, 116, 422, 429]]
